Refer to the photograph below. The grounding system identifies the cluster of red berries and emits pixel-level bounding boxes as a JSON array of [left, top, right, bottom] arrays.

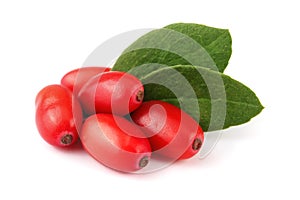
[[35, 67, 204, 173]]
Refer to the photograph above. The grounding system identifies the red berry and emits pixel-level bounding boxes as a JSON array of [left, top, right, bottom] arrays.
[[78, 71, 144, 116], [131, 100, 204, 160], [61, 66, 110, 94], [80, 113, 151, 172], [35, 84, 83, 147]]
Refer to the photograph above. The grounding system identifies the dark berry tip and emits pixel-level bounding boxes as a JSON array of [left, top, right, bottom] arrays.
[[136, 90, 144, 102], [139, 156, 149, 168], [61, 134, 73, 145], [192, 138, 202, 151]]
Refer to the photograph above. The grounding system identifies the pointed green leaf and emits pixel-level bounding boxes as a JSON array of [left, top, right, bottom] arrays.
[[129, 65, 263, 131], [112, 23, 232, 73]]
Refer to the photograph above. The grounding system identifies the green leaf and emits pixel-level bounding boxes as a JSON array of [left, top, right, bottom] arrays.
[[128, 64, 263, 132], [112, 23, 232, 73], [164, 23, 232, 72]]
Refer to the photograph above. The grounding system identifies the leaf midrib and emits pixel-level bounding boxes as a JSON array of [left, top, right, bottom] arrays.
[[159, 97, 263, 109]]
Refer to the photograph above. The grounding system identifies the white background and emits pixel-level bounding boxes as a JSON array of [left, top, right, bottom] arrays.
[[1, 0, 299, 199]]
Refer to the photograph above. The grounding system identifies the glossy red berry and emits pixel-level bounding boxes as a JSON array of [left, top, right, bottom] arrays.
[[131, 100, 204, 160], [80, 113, 151, 172], [78, 71, 144, 116], [61, 66, 110, 94], [35, 84, 83, 147]]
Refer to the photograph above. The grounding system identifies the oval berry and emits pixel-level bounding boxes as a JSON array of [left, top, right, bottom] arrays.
[[131, 100, 204, 160], [35, 84, 83, 147], [61, 66, 110, 94], [80, 113, 151, 172], [78, 71, 144, 116]]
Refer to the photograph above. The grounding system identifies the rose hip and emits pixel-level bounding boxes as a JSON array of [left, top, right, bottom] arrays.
[[80, 113, 151, 172], [131, 100, 204, 160], [78, 71, 144, 116], [35, 84, 83, 147], [61, 66, 110, 94]]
